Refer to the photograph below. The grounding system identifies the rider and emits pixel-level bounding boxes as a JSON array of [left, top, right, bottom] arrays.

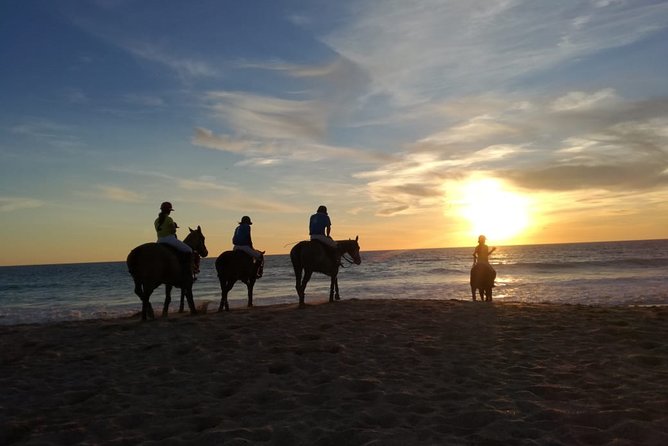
[[473, 235, 496, 266], [155, 201, 193, 280], [232, 216, 264, 260], [309, 205, 338, 264]]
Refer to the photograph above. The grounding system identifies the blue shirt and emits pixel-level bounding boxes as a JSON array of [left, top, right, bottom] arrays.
[[309, 212, 331, 235], [233, 223, 252, 246]]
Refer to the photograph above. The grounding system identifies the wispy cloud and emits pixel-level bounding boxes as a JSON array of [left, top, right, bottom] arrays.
[[108, 167, 237, 192], [192, 127, 393, 164], [358, 92, 668, 215], [125, 41, 216, 80], [69, 14, 216, 82], [97, 185, 144, 203], [204, 91, 328, 141], [0, 197, 45, 212], [322, 0, 668, 104], [11, 119, 84, 149]]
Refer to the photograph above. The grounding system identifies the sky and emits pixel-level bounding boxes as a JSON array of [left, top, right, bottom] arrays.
[[1, 0, 668, 266]]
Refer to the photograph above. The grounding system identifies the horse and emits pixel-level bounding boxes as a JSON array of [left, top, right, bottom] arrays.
[[290, 237, 361, 307], [215, 250, 265, 312], [126, 226, 209, 320], [470, 262, 496, 302]]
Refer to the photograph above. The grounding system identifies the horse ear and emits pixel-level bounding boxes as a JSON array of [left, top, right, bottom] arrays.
[[197, 225, 201, 232], [189, 227, 194, 233], [355, 235, 359, 242]]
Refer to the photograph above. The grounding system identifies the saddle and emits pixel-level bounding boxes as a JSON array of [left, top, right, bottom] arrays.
[[161, 245, 200, 280], [311, 239, 339, 266]]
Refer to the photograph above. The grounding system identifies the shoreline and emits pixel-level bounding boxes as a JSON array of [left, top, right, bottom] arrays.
[[4, 296, 668, 329], [2, 299, 668, 445]]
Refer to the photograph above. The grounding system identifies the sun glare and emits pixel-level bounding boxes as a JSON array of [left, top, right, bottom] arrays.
[[454, 178, 531, 244]]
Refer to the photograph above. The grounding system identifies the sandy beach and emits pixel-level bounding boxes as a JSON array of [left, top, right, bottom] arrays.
[[2, 298, 668, 445]]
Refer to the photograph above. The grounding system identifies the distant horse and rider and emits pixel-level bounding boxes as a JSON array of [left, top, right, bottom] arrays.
[[290, 205, 362, 307], [215, 216, 265, 312], [470, 235, 496, 301]]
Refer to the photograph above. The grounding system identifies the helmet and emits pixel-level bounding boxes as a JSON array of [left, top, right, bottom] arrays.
[[478, 235, 486, 243], [160, 201, 174, 212], [317, 205, 328, 214], [240, 216, 252, 225]]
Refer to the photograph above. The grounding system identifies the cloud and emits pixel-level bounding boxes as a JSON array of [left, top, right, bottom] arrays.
[[321, 0, 668, 104], [122, 94, 165, 107], [11, 119, 84, 149], [551, 89, 617, 111], [192, 127, 393, 164], [97, 186, 143, 203], [108, 167, 237, 192], [125, 41, 216, 79], [194, 196, 302, 214], [357, 92, 668, 215], [0, 197, 45, 212], [204, 91, 328, 141]]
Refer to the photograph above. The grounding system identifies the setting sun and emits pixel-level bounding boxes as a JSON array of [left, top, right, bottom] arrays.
[[453, 178, 532, 244]]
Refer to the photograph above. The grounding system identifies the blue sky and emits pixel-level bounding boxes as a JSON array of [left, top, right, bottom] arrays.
[[2, 0, 668, 265]]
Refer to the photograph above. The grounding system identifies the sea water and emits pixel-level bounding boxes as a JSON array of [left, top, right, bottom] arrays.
[[1, 240, 667, 325]]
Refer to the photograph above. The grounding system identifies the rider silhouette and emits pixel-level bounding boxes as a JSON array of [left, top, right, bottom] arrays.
[[155, 201, 192, 281], [232, 216, 263, 260], [309, 205, 338, 265], [473, 235, 496, 266]]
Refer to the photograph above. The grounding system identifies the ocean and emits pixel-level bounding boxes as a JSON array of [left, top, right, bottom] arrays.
[[1, 239, 667, 326]]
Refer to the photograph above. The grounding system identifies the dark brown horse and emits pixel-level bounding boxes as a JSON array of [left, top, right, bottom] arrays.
[[215, 250, 265, 312], [470, 262, 496, 301], [127, 226, 209, 320], [290, 237, 361, 307]]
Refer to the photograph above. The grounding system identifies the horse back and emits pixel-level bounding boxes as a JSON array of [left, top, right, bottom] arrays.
[[127, 243, 181, 284], [291, 240, 335, 275], [216, 250, 254, 281]]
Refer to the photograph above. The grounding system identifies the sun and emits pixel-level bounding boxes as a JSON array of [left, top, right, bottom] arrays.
[[453, 178, 531, 244]]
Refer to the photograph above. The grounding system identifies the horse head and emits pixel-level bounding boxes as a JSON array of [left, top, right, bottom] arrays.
[[256, 253, 265, 279], [185, 225, 209, 257], [338, 236, 361, 265]]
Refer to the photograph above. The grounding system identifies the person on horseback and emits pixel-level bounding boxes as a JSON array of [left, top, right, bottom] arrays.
[[232, 216, 263, 260], [155, 202, 192, 253], [473, 235, 496, 265], [155, 201, 193, 281], [309, 205, 338, 265]]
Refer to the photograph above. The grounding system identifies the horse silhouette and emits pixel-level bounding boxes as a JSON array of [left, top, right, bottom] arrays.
[[215, 250, 264, 312], [290, 237, 361, 307], [470, 262, 496, 301], [127, 226, 208, 320]]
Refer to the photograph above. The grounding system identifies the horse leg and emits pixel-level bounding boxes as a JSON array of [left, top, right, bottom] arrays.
[[471, 286, 477, 301], [184, 286, 197, 315], [218, 280, 234, 312], [163, 284, 172, 318], [299, 270, 313, 308], [247, 279, 255, 307], [329, 275, 340, 302], [294, 266, 303, 301], [135, 282, 155, 321], [179, 288, 186, 313]]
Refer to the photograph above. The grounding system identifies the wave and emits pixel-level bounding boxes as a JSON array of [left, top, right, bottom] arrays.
[[496, 257, 668, 271]]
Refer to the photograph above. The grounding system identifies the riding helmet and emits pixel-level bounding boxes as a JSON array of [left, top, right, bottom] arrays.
[[240, 216, 252, 225], [317, 205, 328, 214], [160, 201, 174, 212]]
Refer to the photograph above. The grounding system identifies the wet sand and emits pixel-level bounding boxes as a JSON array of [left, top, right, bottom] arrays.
[[2, 298, 668, 445]]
